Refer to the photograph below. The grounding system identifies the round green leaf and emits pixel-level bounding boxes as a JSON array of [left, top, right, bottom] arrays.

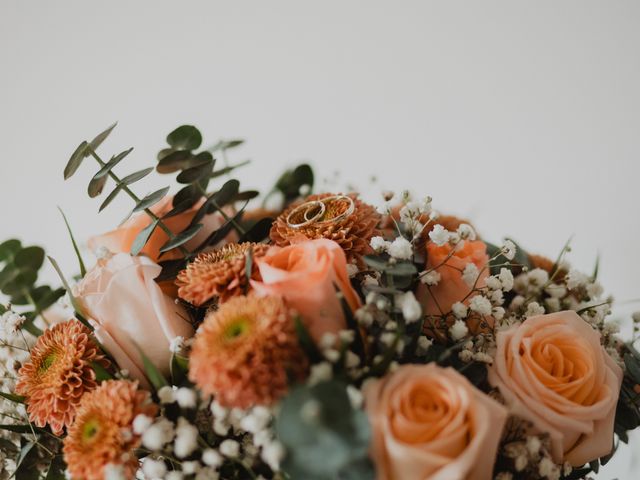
[[14, 247, 45, 271], [166, 125, 202, 151]]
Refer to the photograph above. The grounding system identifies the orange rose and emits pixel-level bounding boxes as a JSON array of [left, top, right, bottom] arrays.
[[364, 364, 507, 480], [88, 195, 232, 262], [74, 254, 194, 389], [488, 311, 623, 466], [417, 240, 489, 316], [251, 238, 361, 343]]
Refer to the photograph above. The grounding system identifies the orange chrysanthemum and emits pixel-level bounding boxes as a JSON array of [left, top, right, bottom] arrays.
[[189, 294, 307, 408], [15, 319, 109, 435], [63, 380, 157, 480], [270, 193, 381, 262], [176, 242, 270, 306]]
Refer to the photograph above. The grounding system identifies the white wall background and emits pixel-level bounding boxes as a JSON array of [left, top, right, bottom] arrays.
[[1, 1, 639, 477]]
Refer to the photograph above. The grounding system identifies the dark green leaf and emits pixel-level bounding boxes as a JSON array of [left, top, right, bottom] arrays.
[[99, 185, 123, 212], [234, 190, 260, 202], [0, 438, 17, 456], [15, 438, 41, 480], [14, 246, 45, 272], [35, 287, 66, 313], [91, 361, 113, 381], [135, 343, 169, 391], [176, 158, 214, 184], [93, 147, 133, 180], [157, 150, 193, 174], [209, 159, 251, 178], [58, 208, 87, 276], [64, 141, 89, 179], [159, 224, 203, 253], [44, 455, 66, 480], [385, 262, 418, 276], [167, 125, 202, 150], [87, 173, 108, 198], [122, 167, 154, 185], [276, 163, 315, 201], [0, 424, 39, 434], [0, 391, 25, 403], [0, 239, 21, 262], [130, 220, 159, 256], [156, 259, 187, 282], [190, 179, 239, 227], [88, 122, 117, 151], [134, 186, 170, 213], [210, 139, 245, 151], [2, 271, 37, 296], [624, 353, 640, 383], [173, 184, 201, 210], [196, 209, 244, 251], [238, 217, 273, 243]]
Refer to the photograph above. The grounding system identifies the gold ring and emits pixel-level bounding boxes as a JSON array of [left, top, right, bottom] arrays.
[[314, 195, 355, 226], [286, 200, 326, 229]]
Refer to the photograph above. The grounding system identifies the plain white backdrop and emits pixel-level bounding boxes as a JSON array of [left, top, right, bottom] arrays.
[[1, 1, 639, 477]]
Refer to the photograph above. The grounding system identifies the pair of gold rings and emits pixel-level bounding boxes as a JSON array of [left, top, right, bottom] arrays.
[[286, 195, 355, 229]]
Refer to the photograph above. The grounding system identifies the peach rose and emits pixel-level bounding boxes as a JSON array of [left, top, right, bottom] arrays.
[[488, 311, 623, 466], [417, 240, 489, 316], [88, 195, 231, 262], [74, 253, 194, 389], [364, 364, 507, 480], [251, 238, 361, 343]]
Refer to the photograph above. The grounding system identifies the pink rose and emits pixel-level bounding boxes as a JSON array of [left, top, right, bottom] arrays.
[[251, 239, 361, 344], [417, 240, 489, 317], [88, 195, 231, 262], [74, 253, 194, 388], [488, 311, 623, 466], [364, 364, 507, 480]]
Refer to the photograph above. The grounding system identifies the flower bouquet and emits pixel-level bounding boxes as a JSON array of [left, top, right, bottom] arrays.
[[1, 123, 639, 480]]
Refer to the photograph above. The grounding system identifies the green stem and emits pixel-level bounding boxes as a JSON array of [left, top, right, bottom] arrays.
[[24, 289, 50, 327], [88, 148, 191, 257], [194, 183, 246, 236]]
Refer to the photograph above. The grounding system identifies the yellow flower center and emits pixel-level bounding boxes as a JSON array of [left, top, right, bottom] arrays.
[[38, 351, 57, 374], [223, 316, 251, 342], [81, 417, 102, 445]]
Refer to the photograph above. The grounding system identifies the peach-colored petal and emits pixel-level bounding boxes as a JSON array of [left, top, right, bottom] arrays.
[[488, 311, 622, 466]]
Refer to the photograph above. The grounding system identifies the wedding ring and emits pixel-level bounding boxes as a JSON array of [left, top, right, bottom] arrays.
[[286, 200, 326, 229], [314, 195, 355, 226]]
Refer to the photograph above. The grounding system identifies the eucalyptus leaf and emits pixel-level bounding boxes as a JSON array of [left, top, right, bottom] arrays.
[[159, 224, 203, 253], [130, 220, 159, 256], [238, 217, 273, 243], [0, 239, 21, 262], [209, 159, 251, 178], [134, 186, 170, 213], [121, 167, 154, 185], [156, 259, 187, 282], [64, 141, 89, 179], [14, 246, 45, 272], [176, 158, 214, 184], [87, 173, 108, 198], [157, 150, 193, 174], [99, 185, 123, 212], [191, 179, 239, 226], [88, 122, 117, 150], [167, 125, 202, 150]]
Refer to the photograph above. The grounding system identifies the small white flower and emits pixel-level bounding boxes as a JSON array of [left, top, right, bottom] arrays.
[[323, 349, 340, 363], [380, 332, 396, 347], [459, 349, 473, 362], [544, 283, 566, 298], [319, 333, 337, 350], [229, 428, 250, 453], [632, 311, 640, 323], [181, 461, 201, 475], [345, 351, 360, 368], [428, 224, 449, 246], [308, 362, 333, 385], [142, 418, 175, 451], [586, 281, 604, 299], [449, 320, 469, 341], [0, 311, 25, 333], [103, 463, 126, 480], [175, 418, 199, 458], [132, 414, 153, 435], [420, 270, 441, 286], [525, 302, 545, 318], [369, 236, 388, 253], [485, 275, 502, 291], [157, 386, 175, 404], [492, 306, 506, 321], [538, 456, 560, 479], [346, 263, 359, 278], [202, 449, 223, 468], [142, 458, 167, 479], [387, 237, 413, 260], [469, 295, 492, 316], [526, 435, 542, 456], [528, 268, 549, 287], [456, 223, 476, 241], [395, 291, 422, 323], [346, 385, 364, 408], [566, 269, 589, 290], [338, 329, 356, 344], [545, 297, 561, 312], [417, 336, 432, 354], [501, 240, 517, 261], [498, 268, 514, 291], [175, 388, 197, 409], [451, 302, 468, 319], [169, 336, 185, 354], [166, 472, 184, 480], [261, 441, 285, 471], [461, 263, 480, 288], [490, 289, 504, 305]]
